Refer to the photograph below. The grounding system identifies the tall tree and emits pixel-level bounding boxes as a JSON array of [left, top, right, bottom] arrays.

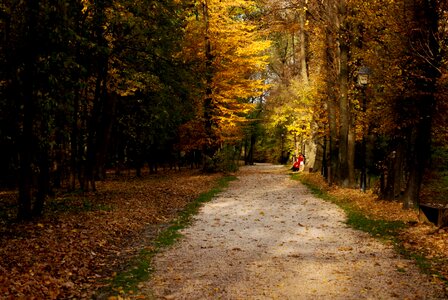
[[400, 0, 443, 208], [185, 0, 271, 168]]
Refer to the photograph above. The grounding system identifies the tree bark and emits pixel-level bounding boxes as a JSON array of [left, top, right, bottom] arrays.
[[34, 148, 49, 217], [382, 139, 405, 200], [298, 3, 309, 85], [245, 134, 255, 165], [313, 137, 323, 174], [17, 0, 39, 220], [95, 86, 116, 180], [402, 0, 440, 208], [202, 0, 217, 170], [325, 23, 339, 186], [348, 117, 356, 187], [336, 0, 351, 187], [82, 0, 109, 191]]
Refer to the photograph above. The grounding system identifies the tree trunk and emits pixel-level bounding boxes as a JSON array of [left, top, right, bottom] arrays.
[[203, 2, 213, 150], [245, 134, 255, 165], [382, 139, 405, 200], [53, 129, 63, 189], [348, 118, 356, 187], [325, 25, 339, 186], [95, 87, 115, 180], [70, 86, 80, 190], [402, 0, 440, 208], [69, 3, 86, 191], [336, 0, 351, 187], [34, 148, 49, 217], [82, 0, 109, 190], [313, 137, 323, 175], [17, 0, 39, 220], [322, 130, 328, 178], [298, 3, 309, 85], [202, 0, 217, 170], [403, 100, 434, 208]]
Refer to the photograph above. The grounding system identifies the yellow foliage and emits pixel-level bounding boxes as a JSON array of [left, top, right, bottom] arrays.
[[265, 78, 316, 138], [184, 0, 271, 143]]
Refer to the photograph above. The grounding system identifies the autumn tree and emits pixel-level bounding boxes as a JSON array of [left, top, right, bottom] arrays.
[[346, 0, 447, 207], [260, 0, 315, 163], [261, 0, 447, 208], [183, 0, 271, 170], [396, 0, 445, 208]]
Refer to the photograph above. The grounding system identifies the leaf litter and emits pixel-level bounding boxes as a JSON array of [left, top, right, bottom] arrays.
[[2, 164, 447, 299], [0, 169, 220, 299]]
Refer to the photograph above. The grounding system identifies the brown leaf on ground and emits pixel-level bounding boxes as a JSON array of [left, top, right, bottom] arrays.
[[0, 169, 221, 299]]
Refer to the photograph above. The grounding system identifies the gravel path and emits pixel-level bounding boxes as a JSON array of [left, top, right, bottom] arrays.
[[146, 164, 445, 299]]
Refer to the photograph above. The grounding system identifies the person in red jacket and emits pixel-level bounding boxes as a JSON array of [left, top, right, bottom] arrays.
[[291, 154, 304, 172]]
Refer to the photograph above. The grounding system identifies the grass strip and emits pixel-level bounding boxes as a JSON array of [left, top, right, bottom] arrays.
[[103, 175, 237, 297]]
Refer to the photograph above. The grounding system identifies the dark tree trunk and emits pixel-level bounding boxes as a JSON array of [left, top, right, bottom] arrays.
[[298, 3, 309, 85], [246, 134, 255, 165], [313, 137, 324, 175], [402, 0, 440, 208], [17, 0, 39, 220], [148, 148, 158, 174], [70, 86, 80, 190], [325, 24, 339, 186], [403, 160, 423, 209], [82, 0, 110, 191], [136, 165, 142, 177], [322, 132, 328, 178], [69, 2, 86, 191], [403, 101, 434, 208], [381, 138, 405, 200], [53, 126, 64, 189], [95, 89, 116, 180], [18, 117, 34, 220], [336, 0, 351, 187], [202, 0, 217, 170], [33, 149, 49, 217], [244, 138, 249, 165]]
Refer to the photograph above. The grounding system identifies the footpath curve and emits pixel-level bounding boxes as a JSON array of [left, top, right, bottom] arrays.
[[144, 164, 444, 299]]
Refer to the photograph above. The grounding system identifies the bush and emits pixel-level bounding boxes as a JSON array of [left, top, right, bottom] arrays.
[[213, 145, 240, 173], [431, 146, 448, 172]]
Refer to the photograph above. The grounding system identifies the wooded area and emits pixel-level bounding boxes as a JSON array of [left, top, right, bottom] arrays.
[[1, 0, 448, 216], [2, 1, 448, 297], [1, 0, 270, 220], [262, 0, 448, 210]]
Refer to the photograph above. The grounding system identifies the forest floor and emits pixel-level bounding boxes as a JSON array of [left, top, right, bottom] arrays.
[[0, 164, 447, 299], [143, 164, 447, 299], [0, 168, 221, 299]]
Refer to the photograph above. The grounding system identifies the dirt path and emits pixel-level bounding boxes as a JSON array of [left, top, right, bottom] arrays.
[[144, 164, 445, 299]]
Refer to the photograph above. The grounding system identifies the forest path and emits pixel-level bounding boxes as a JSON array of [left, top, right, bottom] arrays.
[[144, 164, 444, 299]]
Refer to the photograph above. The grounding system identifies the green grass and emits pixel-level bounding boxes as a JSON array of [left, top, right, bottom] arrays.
[[103, 175, 237, 297], [292, 173, 405, 241], [46, 197, 113, 213], [345, 210, 405, 239]]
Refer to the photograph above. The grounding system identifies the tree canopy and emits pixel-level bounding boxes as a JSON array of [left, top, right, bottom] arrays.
[[1, 0, 448, 219], [261, 0, 448, 208]]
